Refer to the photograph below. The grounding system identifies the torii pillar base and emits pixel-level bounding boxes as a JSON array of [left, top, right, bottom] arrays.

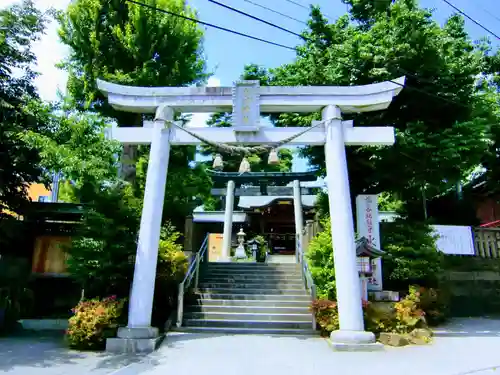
[[329, 330, 384, 352]]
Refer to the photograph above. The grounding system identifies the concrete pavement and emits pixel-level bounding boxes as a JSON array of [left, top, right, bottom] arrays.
[[2, 318, 500, 375]]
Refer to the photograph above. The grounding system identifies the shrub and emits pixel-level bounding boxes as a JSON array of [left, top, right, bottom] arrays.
[[417, 286, 450, 326], [392, 286, 426, 334], [153, 223, 189, 328], [311, 299, 371, 336], [310, 299, 339, 336], [381, 218, 443, 291], [312, 286, 428, 336], [66, 296, 125, 350], [67, 183, 141, 299], [307, 217, 336, 300]]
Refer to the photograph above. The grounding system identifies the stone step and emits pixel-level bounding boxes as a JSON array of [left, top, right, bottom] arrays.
[[200, 266, 300, 273], [185, 311, 313, 322], [202, 272, 302, 279], [203, 267, 299, 274], [201, 275, 304, 283], [183, 318, 312, 330], [192, 298, 311, 308], [186, 304, 311, 315], [198, 282, 305, 290], [205, 263, 298, 269], [172, 326, 317, 336], [198, 287, 308, 295], [195, 292, 311, 302]]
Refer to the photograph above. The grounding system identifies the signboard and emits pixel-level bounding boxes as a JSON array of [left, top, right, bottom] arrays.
[[208, 233, 224, 262], [232, 81, 260, 130], [32, 236, 71, 275], [356, 195, 383, 291], [431, 225, 475, 255]]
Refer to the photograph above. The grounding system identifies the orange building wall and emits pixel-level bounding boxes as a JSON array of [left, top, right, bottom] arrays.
[[28, 183, 51, 202], [475, 197, 500, 224]]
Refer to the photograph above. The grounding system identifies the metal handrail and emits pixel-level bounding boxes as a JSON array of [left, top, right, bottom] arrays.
[[176, 233, 209, 327], [296, 235, 317, 330]]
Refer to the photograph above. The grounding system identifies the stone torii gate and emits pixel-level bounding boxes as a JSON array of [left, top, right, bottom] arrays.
[[97, 77, 405, 352]]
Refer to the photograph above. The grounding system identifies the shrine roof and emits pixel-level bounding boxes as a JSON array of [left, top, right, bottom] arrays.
[[208, 171, 317, 183], [355, 237, 384, 258], [238, 195, 317, 209]]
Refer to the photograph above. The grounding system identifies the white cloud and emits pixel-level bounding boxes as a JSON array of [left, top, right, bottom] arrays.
[[187, 76, 222, 127], [3, 0, 71, 102]]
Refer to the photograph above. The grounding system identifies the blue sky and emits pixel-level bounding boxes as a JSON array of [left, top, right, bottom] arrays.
[[4, 0, 499, 173], [187, 0, 499, 86]]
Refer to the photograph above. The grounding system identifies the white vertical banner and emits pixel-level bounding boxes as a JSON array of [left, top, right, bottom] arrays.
[[356, 195, 383, 291]]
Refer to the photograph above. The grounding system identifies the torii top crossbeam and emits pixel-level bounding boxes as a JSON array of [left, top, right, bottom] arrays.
[[96, 78, 405, 147], [97, 77, 405, 114]]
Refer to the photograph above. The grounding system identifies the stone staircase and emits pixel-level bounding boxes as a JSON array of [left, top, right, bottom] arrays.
[[176, 262, 316, 335]]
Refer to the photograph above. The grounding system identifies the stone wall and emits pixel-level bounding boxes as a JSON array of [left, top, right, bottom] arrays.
[[442, 255, 500, 317]]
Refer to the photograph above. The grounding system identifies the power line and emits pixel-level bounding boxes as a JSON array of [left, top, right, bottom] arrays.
[[283, 0, 309, 11], [206, 0, 473, 109], [243, 0, 308, 26], [440, 0, 500, 40], [124, 0, 474, 110], [478, 6, 500, 25], [124, 0, 297, 51], [282, 0, 335, 21], [208, 0, 306, 40]]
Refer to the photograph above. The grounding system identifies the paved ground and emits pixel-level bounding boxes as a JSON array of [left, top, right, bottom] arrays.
[[0, 332, 142, 375], [2, 318, 500, 375]]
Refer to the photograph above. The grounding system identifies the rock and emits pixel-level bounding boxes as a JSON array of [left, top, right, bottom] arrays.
[[411, 328, 433, 338], [409, 328, 433, 345], [378, 332, 410, 347]]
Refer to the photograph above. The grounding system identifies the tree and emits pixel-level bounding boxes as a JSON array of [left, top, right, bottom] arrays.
[[22, 102, 121, 202], [57, 0, 207, 122], [381, 218, 443, 291], [242, 1, 498, 219], [0, 0, 52, 217], [57, 0, 212, 228]]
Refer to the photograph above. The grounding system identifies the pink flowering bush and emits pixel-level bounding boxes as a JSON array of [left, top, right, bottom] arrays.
[[66, 296, 125, 350]]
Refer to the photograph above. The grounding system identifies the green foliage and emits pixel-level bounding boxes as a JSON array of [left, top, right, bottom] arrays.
[[310, 299, 339, 336], [0, 0, 52, 216], [67, 183, 140, 298], [417, 286, 449, 326], [152, 224, 188, 328], [378, 192, 403, 212], [57, 0, 212, 228], [306, 217, 336, 300], [392, 286, 426, 334], [22, 103, 122, 202], [135, 148, 212, 230], [312, 286, 428, 336], [0, 256, 34, 333], [157, 224, 188, 283], [66, 296, 125, 350], [240, 1, 499, 218], [253, 235, 270, 261], [381, 219, 443, 290], [57, 0, 207, 118]]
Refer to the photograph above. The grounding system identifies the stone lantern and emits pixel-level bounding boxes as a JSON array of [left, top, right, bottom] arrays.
[[247, 237, 261, 260], [234, 227, 247, 259], [356, 237, 384, 301]]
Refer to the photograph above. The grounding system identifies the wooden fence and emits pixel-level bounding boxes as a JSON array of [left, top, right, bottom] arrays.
[[473, 228, 500, 258]]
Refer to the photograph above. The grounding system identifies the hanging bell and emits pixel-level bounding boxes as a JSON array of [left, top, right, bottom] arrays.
[[268, 148, 280, 165], [213, 154, 223, 170], [238, 157, 251, 173]]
